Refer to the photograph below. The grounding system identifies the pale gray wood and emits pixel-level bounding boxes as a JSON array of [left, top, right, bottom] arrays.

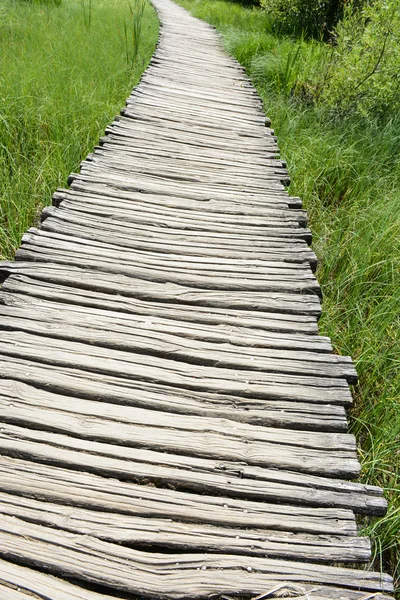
[[0, 379, 357, 453], [52, 183, 301, 219], [0, 385, 358, 479], [0, 516, 393, 597], [1, 274, 321, 333], [0, 456, 360, 534], [0, 302, 357, 382], [0, 559, 115, 600], [0, 356, 350, 434], [100, 131, 283, 168], [0, 0, 391, 594], [16, 245, 320, 295], [0, 290, 329, 351], [0, 493, 371, 563], [0, 262, 323, 315], [42, 214, 317, 273], [0, 423, 382, 509], [48, 198, 313, 258], [21, 228, 317, 280], [0, 565, 393, 600], [0, 329, 354, 409]]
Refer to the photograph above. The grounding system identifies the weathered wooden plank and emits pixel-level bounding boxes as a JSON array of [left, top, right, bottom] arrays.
[[0, 559, 393, 600], [52, 182, 301, 219], [16, 244, 320, 295], [115, 113, 278, 152], [0, 357, 349, 433], [1, 274, 320, 333], [0, 559, 116, 600], [0, 456, 361, 534], [0, 329, 354, 409], [130, 85, 265, 115], [0, 379, 356, 452], [47, 198, 313, 260], [0, 302, 357, 382], [100, 131, 283, 168], [0, 423, 382, 508], [0, 262, 323, 315], [0, 516, 393, 597], [82, 150, 290, 187], [84, 152, 289, 187], [135, 79, 264, 108], [51, 191, 306, 238], [0, 290, 329, 351], [21, 228, 317, 280], [106, 120, 279, 156], [0, 385, 359, 480], [54, 180, 300, 222], [41, 212, 317, 273], [91, 147, 289, 190], [0, 493, 371, 563]]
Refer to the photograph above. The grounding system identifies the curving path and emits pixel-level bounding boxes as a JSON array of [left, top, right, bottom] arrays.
[[0, 0, 394, 598]]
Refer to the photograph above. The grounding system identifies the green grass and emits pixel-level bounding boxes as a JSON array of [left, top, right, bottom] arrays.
[[0, 0, 159, 259], [176, 0, 400, 591]]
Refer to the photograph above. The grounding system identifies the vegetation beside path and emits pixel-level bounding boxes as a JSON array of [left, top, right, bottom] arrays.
[[0, 0, 158, 259], [176, 0, 400, 591]]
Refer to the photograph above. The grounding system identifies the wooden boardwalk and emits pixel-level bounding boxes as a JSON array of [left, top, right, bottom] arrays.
[[0, 0, 394, 598]]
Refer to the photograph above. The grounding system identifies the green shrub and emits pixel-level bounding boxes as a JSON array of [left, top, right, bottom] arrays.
[[318, 0, 400, 119], [260, 0, 346, 38]]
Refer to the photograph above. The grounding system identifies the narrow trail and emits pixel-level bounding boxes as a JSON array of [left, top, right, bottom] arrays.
[[0, 0, 393, 598]]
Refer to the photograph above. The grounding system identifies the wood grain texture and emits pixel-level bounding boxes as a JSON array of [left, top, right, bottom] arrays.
[[0, 492, 371, 563], [0, 516, 394, 597], [0, 0, 392, 595], [0, 559, 394, 600]]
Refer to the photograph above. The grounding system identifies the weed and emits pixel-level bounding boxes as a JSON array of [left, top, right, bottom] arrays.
[[0, 0, 158, 258]]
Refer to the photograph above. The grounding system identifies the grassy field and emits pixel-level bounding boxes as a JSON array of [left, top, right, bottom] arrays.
[[0, 0, 159, 259], [176, 0, 400, 590]]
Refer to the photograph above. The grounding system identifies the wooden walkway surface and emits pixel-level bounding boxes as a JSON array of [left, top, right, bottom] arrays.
[[0, 0, 394, 598]]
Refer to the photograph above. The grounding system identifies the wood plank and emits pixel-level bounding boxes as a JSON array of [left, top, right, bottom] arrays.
[[0, 262, 323, 315], [0, 456, 360, 535], [0, 379, 356, 453], [47, 199, 313, 260], [0, 302, 357, 382], [0, 559, 115, 600], [0, 516, 393, 597], [0, 423, 382, 509], [0, 357, 349, 433], [16, 244, 320, 295], [54, 180, 301, 221], [93, 142, 287, 179], [0, 493, 371, 563], [100, 131, 283, 168], [83, 150, 290, 187], [40, 212, 317, 273], [0, 330, 354, 409], [21, 229, 317, 280], [0, 560, 394, 600], [1, 274, 321, 333], [0, 291, 330, 351], [0, 380, 359, 479]]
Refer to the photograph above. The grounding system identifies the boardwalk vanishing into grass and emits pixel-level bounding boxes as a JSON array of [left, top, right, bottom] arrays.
[[0, 0, 394, 598]]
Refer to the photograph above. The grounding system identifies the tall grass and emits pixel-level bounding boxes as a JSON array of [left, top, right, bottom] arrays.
[[177, 0, 400, 591], [0, 0, 158, 259]]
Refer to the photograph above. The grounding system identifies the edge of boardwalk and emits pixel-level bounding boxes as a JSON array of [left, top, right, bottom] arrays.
[[0, 0, 394, 598]]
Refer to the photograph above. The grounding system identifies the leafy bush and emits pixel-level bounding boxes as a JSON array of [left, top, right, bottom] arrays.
[[260, 0, 346, 38], [317, 0, 400, 119]]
